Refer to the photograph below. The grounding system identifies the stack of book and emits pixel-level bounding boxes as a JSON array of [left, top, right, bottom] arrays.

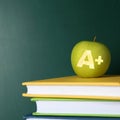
[[22, 75, 120, 120]]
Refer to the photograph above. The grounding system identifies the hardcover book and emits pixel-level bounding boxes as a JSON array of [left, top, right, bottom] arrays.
[[23, 114, 120, 120], [22, 75, 120, 100], [30, 98, 120, 117]]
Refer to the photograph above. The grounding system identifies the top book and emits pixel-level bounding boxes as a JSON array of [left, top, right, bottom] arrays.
[[22, 75, 120, 100]]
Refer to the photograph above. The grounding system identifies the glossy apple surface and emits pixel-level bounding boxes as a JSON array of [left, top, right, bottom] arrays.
[[71, 40, 111, 78]]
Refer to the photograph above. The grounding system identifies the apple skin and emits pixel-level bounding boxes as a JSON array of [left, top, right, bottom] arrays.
[[71, 41, 111, 78]]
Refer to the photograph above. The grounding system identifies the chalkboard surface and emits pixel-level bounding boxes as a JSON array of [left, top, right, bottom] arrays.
[[0, 0, 120, 120]]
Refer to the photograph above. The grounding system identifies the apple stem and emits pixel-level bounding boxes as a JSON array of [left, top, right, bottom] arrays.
[[93, 36, 96, 42]]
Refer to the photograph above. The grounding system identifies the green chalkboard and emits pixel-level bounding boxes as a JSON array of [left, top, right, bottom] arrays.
[[0, 0, 120, 119]]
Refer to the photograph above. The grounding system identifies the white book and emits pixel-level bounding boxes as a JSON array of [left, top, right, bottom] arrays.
[[31, 98, 120, 117]]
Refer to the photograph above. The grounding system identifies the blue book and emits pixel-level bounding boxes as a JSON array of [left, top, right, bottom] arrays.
[[23, 114, 120, 120]]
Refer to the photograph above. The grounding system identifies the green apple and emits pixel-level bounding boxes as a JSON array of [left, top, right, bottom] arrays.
[[71, 37, 111, 78]]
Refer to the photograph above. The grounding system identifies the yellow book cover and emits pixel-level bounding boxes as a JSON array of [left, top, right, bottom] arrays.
[[22, 75, 120, 100]]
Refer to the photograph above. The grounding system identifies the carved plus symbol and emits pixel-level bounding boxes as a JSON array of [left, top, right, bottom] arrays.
[[95, 56, 103, 65]]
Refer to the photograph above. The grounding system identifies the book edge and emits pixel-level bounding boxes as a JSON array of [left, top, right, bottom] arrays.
[[32, 112, 120, 118], [22, 93, 120, 100], [22, 75, 120, 86]]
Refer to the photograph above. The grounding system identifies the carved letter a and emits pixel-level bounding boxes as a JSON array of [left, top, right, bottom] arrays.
[[77, 50, 94, 69]]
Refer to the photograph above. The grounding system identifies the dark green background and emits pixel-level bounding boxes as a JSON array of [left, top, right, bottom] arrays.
[[0, 0, 120, 119]]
